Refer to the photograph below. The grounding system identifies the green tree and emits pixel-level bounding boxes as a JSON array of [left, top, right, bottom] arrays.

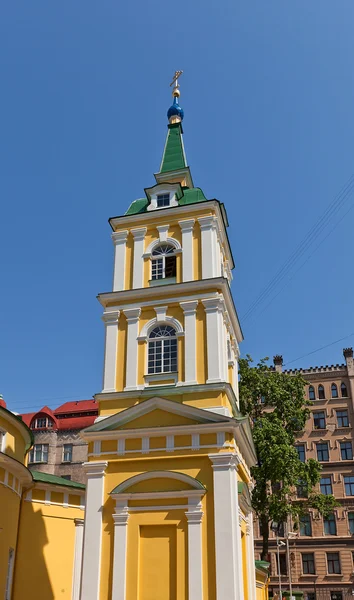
[[239, 356, 338, 560]]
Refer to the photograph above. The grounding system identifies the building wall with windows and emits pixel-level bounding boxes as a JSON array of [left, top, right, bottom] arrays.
[[256, 348, 354, 600], [21, 400, 98, 483]]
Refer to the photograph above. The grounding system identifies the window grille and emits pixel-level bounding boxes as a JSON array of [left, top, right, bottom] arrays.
[[337, 410, 349, 427], [331, 383, 338, 398], [156, 193, 170, 207], [320, 476, 332, 495], [29, 444, 49, 464], [316, 442, 329, 461], [340, 441, 353, 460], [151, 244, 176, 280], [148, 325, 177, 375]]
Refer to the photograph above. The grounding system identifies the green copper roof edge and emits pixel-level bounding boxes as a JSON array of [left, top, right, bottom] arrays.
[[31, 470, 86, 489]]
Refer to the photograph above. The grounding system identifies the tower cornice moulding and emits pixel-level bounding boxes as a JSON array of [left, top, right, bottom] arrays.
[[111, 230, 129, 244]]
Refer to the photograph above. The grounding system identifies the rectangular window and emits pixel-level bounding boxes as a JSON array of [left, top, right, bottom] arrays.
[[337, 410, 349, 428], [36, 417, 47, 428], [278, 554, 287, 575], [297, 480, 308, 498], [327, 552, 341, 574], [156, 193, 170, 208], [5, 548, 14, 600], [296, 444, 306, 462], [29, 444, 49, 464], [151, 257, 163, 280], [0, 429, 5, 452], [302, 553, 315, 574], [300, 514, 312, 536], [307, 594, 316, 600], [345, 476, 354, 496], [313, 411, 326, 429], [320, 476, 333, 495], [340, 441, 353, 460], [63, 444, 73, 463], [316, 442, 329, 461], [348, 512, 354, 534], [330, 593, 343, 600], [61, 475, 71, 481], [324, 513, 337, 535]]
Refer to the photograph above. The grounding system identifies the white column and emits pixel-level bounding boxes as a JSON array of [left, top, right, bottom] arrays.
[[246, 513, 257, 600], [80, 461, 108, 600], [112, 231, 128, 291], [123, 308, 141, 391], [179, 219, 195, 281], [202, 298, 224, 383], [209, 453, 244, 600], [185, 500, 204, 600], [102, 311, 120, 393], [198, 216, 217, 279], [72, 518, 84, 600], [111, 501, 130, 600], [131, 227, 147, 289], [180, 300, 198, 385]]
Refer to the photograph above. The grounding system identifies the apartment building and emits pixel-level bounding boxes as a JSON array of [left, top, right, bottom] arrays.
[[255, 347, 354, 600], [20, 399, 98, 483]]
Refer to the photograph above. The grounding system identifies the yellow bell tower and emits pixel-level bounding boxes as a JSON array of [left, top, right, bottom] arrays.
[[80, 74, 258, 600]]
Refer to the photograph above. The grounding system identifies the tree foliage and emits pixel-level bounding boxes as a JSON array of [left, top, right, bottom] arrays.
[[239, 356, 338, 559]]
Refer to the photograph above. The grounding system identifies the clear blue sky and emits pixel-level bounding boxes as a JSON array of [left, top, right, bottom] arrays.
[[1, 1, 354, 414]]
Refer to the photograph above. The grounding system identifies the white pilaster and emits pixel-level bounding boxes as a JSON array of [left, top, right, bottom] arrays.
[[179, 219, 195, 281], [102, 311, 120, 393], [185, 500, 204, 600], [198, 216, 217, 279], [202, 298, 224, 383], [111, 502, 130, 600], [72, 519, 84, 600], [123, 308, 141, 390], [131, 228, 147, 289], [112, 231, 128, 291], [246, 514, 257, 600], [80, 461, 108, 600], [209, 452, 244, 600], [180, 300, 198, 385]]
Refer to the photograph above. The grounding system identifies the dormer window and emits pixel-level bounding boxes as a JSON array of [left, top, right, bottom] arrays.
[[30, 417, 54, 429], [151, 244, 176, 280], [156, 193, 170, 208]]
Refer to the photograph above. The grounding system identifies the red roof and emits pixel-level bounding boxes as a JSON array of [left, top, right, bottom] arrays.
[[20, 399, 98, 431], [54, 399, 98, 415]]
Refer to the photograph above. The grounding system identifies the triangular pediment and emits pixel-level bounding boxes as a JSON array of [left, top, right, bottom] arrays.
[[84, 397, 232, 433]]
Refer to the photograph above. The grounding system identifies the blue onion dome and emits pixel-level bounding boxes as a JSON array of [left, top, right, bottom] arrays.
[[167, 96, 184, 123]]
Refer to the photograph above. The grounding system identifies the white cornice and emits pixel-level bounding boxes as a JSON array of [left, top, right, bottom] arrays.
[[0, 452, 33, 487], [98, 277, 243, 342]]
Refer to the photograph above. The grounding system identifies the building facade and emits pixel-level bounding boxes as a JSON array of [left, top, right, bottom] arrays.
[[21, 399, 98, 483], [256, 348, 354, 600], [0, 397, 86, 600], [79, 79, 261, 600]]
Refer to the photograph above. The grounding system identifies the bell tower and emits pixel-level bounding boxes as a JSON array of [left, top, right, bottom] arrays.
[[80, 75, 258, 600]]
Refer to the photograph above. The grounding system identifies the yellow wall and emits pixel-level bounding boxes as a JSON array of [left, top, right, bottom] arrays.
[[12, 489, 83, 600], [0, 485, 21, 597], [0, 414, 26, 461]]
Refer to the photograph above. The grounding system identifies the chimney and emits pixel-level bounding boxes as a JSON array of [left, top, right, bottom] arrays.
[[343, 347, 354, 377], [273, 355, 283, 373]]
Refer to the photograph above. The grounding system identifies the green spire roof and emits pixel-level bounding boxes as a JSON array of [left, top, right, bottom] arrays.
[[159, 123, 187, 173]]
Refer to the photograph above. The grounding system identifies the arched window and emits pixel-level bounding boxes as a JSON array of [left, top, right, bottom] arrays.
[[331, 384, 338, 399], [309, 385, 315, 401], [341, 382, 348, 397], [318, 385, 325, 400], [151, 244, 176, 281], [148, 325, 177, 374]]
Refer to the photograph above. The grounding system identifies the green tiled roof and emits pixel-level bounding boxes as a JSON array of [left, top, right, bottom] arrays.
[[160, 123, 187, 173], [255, 560, 270, 573], [124, 187, 207, 216], [31, 470, 85, 489]]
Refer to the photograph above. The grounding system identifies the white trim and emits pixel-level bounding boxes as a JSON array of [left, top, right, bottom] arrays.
[[179, 219, 195, 281], [102, 311, 120, 393], [186, 500, 204, 600], [0, 428, 6, 453], [131, 227, 147, 290], [112, 231, 128, 291], [111, 470, 205, 494], [72, 519, 84, 600], [144, 236, 182, 256], [180, 300, 198, 384], [111, 506, 129, 600], [246, 514, 257, 600], [113, 489, 205, 502], [202, 298, 225, 384], [157, 224, 169, 242], [192, 434, 200, 449], [209, 452, 244, 599], [146, 187, 179, 211], [80, 461, 108, 600], [138, 315, 184, 341], [123, 308, 141, 391], [198, 216, 217, 279]]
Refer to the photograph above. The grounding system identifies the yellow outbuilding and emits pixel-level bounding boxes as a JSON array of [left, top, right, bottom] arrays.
[[79, 78, 260, 600]]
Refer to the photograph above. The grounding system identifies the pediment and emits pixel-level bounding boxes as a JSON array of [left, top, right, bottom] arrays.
[[84, 396, 231, 433]]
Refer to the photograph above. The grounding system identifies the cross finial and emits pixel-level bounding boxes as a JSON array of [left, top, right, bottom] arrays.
[[170, 70, 183, 96]]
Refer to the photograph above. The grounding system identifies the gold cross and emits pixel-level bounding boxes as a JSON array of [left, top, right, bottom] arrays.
[[170, 70, 183, 88]]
